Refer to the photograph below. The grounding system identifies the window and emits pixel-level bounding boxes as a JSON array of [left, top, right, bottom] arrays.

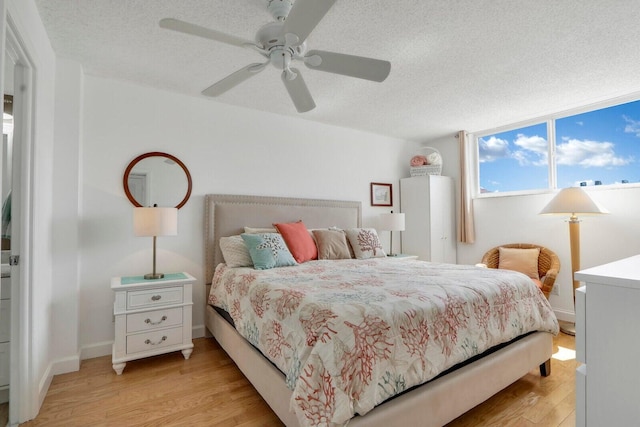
[[477, 99, 640, 194]]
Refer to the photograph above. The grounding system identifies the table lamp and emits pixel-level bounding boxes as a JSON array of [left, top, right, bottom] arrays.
[[539, 187, 608, 335], [134, 206, 178, 279], [379, 211, 405, 256]]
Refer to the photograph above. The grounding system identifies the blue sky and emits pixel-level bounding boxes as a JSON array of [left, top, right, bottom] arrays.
[[478, 99, 640, 192]]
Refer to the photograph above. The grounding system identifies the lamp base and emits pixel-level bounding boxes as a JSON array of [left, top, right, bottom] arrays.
[[144, 273, 165, 280], [559, 320, 576, 336]]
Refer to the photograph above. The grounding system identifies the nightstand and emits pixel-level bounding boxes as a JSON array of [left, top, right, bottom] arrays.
[[387, 254, 419, 260], [111, 272, 195, 375]]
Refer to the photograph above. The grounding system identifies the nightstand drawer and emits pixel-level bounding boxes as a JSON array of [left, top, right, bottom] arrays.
[[126, 327, 183, 355], [127, 307, 183, 333], [127, 286, 183, 310]]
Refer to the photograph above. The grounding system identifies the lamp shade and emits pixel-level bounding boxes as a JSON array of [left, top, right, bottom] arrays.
[[133, 207, 178, 237], [539, 187, 608, 215], [379, 212, 406, 232]]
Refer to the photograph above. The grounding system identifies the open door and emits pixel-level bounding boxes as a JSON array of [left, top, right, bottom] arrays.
[[0, 91, 12, 426]]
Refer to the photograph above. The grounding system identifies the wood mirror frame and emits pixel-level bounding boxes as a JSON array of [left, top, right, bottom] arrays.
[[123, 152, 192, 209]]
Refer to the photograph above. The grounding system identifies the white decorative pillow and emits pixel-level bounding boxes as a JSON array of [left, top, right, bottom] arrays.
[[244, 226, 277, 234], [219, 235, 253, 268], [345, 228, 386, 259]]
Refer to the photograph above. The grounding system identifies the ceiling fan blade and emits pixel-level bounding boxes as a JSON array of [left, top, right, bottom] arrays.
[[281, 68, 316, 113], [159, 18, 255, 48], [281, 0, 337, 45], [304, 50, 391, 82], [202, 63, 267, 97]]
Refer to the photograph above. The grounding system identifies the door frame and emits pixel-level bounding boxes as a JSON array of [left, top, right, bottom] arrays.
[[4, 13, 35, 426]]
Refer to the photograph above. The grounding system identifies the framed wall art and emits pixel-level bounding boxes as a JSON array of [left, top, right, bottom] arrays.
[[370, 182, 392, 206]]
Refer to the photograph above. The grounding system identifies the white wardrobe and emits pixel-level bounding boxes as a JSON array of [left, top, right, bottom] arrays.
[[400, 176, 456, 263]]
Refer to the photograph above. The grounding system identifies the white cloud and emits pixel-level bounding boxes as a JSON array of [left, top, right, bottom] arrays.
[[556, 138, 633, 167], [478, 134, 549, 165], [478, 136, 509, 162], [512, 134, 548, 166], [623, 115, 640, 137], [480, 132, 633, 169]]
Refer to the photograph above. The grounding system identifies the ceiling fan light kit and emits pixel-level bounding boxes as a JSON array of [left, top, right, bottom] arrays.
[[160, 0, 391, 113]]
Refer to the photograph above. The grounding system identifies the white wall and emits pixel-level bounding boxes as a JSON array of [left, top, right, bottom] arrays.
[[51, 58, 82, 370], [425, 135, 640, 322], [78, 75, 410, 357]]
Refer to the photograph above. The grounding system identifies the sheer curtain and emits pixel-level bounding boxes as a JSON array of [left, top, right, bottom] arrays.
[[458, 130, 476, 243]]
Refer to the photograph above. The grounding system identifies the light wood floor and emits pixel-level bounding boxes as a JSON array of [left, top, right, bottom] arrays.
[[1, 401, 7, 426], [20, 333, 577, 426]]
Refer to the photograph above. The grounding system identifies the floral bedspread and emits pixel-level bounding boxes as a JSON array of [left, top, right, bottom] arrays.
[[208, 258, 559, 427]]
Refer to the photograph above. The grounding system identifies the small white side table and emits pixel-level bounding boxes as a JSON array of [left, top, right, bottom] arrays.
[[387, 254, 419, 260], [111, 272, 195, 375]]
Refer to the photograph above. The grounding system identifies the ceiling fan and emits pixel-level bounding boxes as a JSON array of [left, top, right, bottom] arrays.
[[159, 0, 391, 113]]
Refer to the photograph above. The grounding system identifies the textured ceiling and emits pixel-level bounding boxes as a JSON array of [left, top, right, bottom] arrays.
[[35, 0, 640, 141]]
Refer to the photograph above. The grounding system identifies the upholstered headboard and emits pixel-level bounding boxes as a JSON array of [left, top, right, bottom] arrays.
[[204, 194, 362, 282]]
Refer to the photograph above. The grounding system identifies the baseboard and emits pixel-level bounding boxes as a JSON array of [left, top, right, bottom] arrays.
[[192, 324, 205, 339], [37, 363, 54, 413], [553, 308, 575, 323], [50, 353, 81, 376], [80, 341, 112, 360]]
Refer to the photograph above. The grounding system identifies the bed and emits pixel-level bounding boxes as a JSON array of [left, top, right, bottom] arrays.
[[203, 194, 558, 427]]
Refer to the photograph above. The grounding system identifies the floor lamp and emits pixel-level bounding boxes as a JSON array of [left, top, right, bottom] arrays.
[[539, 187, 608, 335], [379, 211, 405, 256], [134, 206, 178, 279]]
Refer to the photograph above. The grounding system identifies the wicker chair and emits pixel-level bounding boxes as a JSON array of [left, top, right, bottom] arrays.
[[481, 243, 560, 299]]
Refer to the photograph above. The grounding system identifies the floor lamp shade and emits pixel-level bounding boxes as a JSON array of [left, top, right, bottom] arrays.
[[134, 207, 178, 279], [539, 187, 607, 335], [379, 211, 405, 256], [539, 187, 608, 217]]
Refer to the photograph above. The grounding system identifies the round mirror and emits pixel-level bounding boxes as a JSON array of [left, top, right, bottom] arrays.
[[123, 152, 192, 209]]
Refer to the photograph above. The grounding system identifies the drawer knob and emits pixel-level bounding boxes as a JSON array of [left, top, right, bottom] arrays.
[[145, 315, 168, 326], [144, 336, 167, 346], [151, 295, 162, 301]]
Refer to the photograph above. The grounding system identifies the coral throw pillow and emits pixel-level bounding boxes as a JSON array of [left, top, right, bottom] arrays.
[[274, 221, 318, 263]]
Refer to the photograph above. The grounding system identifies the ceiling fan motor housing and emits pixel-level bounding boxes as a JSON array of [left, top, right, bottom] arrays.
[[256, 22, 307, 70]]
